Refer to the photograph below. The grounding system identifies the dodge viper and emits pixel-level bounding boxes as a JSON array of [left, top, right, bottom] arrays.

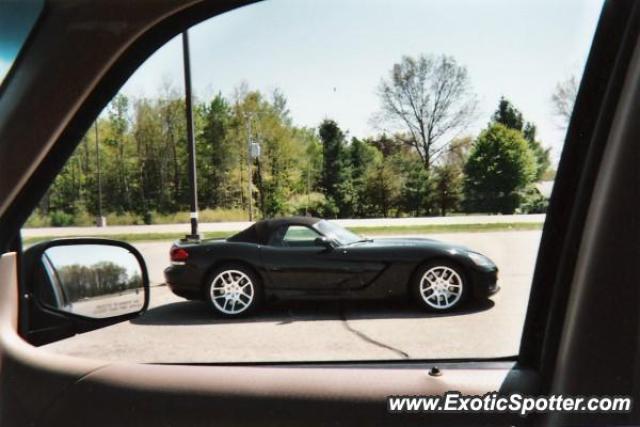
[[164, 217, 499, 316]]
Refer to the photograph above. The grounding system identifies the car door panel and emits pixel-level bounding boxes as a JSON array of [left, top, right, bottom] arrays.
[[337, 248, 396, 291], [1, 252, 540, 427], [261, 246, 360, 291]]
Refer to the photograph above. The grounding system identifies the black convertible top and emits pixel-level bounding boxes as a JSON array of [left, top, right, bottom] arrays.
[[227, 216, 322, 245]]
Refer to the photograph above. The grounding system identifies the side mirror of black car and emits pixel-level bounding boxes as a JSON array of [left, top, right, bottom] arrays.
[[20, 238, 150, 345], [314, 236, 334, 249]]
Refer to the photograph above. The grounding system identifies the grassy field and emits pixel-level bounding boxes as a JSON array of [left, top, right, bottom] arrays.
[[23, 222, 543, 245], [25, 208, 248, 228]]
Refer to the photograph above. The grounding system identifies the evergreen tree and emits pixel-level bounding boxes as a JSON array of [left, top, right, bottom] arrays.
[[199, 94, 233, 208], [492, 97, 550, 181], [318, 120, 352, 217], [463, 123, 536, 214]]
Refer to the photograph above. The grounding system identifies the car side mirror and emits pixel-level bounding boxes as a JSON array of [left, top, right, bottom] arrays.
[[314, 236, 334, 249], [20, 238, 149, 345]]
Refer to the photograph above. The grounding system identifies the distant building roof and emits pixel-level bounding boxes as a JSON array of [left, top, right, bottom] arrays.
[[535, 181, 554, 199]]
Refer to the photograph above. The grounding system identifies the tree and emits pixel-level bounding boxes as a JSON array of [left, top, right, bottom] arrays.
[[199, 93, 233, 208], [297, 127, 323, 214], [366, 133, 404, 158], [444, 136, 473, 170], [318, 119, 352, 217], [463, 123, 536, 214], [492, 98, 550, 181], [106, 94, 132, 212], [521, 123, 551, 181], [398, 157, 433, 217], [427, 136, 471, 216], [493, 97, 523, 130], [364, 158, 401, 218], [132, 98, 165, 219], [551, 75, 578, 128], [433, 164, 462, 216], [348, 137, 382, 217], [228, 88, 306, 219], [157, 90, 187, 211], [377, 54, 476, 170]]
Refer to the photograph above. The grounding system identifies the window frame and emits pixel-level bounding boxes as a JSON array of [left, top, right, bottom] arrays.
[[278, 225, 322, 247], [0, 0, 633, 373], [1, 0, 639, 425]]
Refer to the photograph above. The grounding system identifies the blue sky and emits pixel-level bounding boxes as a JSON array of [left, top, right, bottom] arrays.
[[0, 60, 8, 82], [46, 245, 141, 278], [120, 0, 604, 161]]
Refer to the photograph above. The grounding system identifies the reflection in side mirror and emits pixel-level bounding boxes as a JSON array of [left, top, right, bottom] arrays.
[[314, 236, 334, 249], [40, 244, 146, 319]]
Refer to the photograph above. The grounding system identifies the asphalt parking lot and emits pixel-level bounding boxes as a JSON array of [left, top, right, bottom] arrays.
[[42, 230, 541, 363]]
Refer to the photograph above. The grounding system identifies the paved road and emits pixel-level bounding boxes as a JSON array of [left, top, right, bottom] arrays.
[[22, 214, 545, 238], [42, 230, 542, 363]]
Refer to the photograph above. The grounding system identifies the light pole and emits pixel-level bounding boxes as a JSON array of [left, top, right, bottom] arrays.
[[246, 117, 253, 222], [182, 30, 200, 241], [245, 113, 261, 221], [306, 161, 311, 216], [94, 120, 106, 227]]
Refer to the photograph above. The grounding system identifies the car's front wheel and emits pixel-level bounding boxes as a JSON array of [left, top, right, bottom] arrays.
[[413, 261, 467, 311], [206, 265, 262, 317]]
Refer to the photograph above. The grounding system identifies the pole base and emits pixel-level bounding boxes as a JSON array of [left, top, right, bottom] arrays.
[[182, 234, 201, 243]]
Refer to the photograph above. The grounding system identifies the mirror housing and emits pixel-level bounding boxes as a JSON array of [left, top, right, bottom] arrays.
[[20, 238, 149, 346], [314, 236, 334, 249]]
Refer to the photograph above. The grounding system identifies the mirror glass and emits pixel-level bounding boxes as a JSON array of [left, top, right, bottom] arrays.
[[40, 244, 144, 319]]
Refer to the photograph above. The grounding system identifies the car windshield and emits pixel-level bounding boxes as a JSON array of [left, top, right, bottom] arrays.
[[314, 220, 363, 245]]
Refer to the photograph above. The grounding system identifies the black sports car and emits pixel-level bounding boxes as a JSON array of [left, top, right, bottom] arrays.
[[164, 217, 499, 317]]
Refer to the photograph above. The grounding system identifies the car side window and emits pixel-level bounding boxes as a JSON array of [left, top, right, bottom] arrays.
[[268, 226, 288, 246], [20, 0, 603, 364], [279, 226, 321, 247]]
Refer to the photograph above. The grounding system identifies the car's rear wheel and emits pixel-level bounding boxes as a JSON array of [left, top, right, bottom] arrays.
[[413, 261, 467, 311], [206, 265, 262, 317]]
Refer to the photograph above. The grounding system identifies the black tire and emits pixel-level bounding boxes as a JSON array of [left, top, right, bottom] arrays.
[[204, 263, 263, 317], [412, 260, 468, 312]]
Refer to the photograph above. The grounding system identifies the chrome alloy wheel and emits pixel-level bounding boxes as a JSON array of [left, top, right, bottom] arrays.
[[209, 270, 255, 315], [419, 266, 464, 310]]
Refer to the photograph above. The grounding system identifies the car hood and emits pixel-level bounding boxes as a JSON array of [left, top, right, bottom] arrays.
[[347, 237, 471, 253]]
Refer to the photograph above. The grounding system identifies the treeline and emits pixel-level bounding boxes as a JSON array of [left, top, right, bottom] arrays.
[[34, 86, 327, 226], [313, 96, 551, 219], [29, 54, 553, 227], [57, 262, 142, 303], [29, 88, 551, 227]]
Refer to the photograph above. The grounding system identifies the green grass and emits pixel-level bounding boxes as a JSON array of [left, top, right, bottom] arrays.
[[23, 231, 231, 245], [22, 222, 542, 245], [24, 208, 249, 227], [349, 222, 542, 236]]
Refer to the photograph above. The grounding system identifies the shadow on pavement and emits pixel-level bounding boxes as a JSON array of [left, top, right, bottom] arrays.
[[131, 298, 495, 326]]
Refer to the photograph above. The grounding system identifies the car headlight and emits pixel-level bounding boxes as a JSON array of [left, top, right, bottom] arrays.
[[467, 251, 494, 267]]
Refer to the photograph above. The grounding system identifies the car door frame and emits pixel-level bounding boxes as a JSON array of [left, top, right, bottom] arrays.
[[0, 0, 638, 425]]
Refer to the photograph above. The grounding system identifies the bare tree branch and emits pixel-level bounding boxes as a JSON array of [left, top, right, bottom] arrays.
[[551, 75, 578, 129], [376, 54, 476, 169]]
